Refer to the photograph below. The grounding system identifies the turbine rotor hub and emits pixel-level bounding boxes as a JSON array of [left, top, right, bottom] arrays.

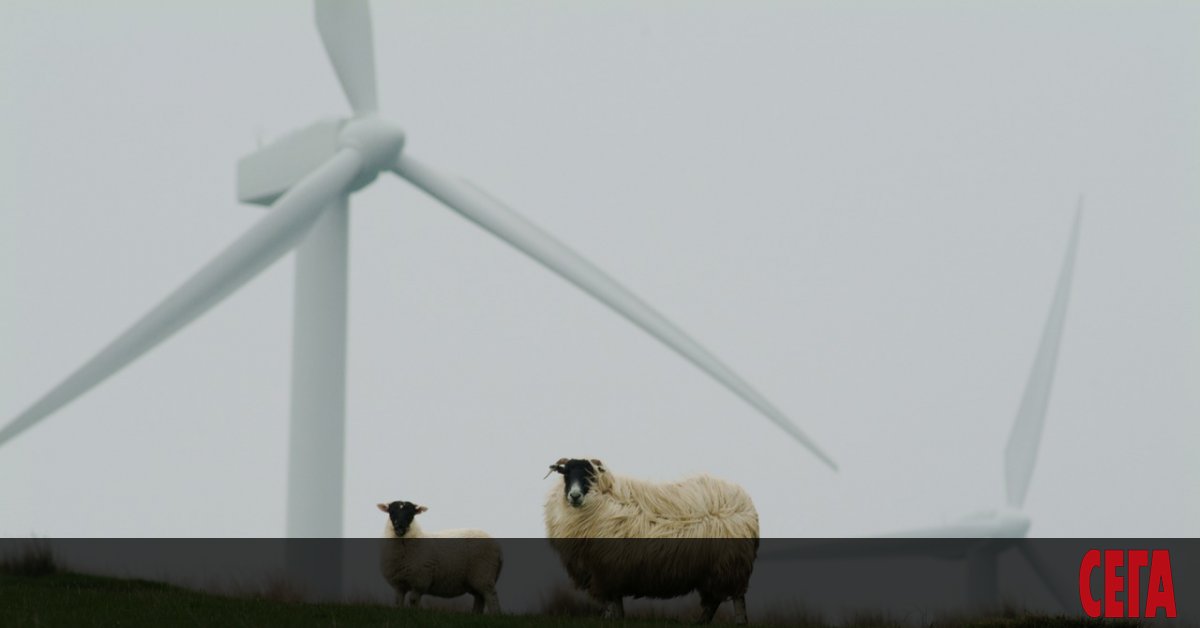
[[339, 115, 405, 179]]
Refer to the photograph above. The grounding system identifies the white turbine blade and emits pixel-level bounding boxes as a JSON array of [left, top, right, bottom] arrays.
[[1016, 543, 1073, 611], [314, 0, 378, 114], [393, 154, 838, 470], [1004, 202, 1082, 507], [0, 149, 364, 448]]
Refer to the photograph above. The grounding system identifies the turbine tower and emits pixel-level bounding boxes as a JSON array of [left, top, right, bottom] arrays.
[[0, 0, 837, 542], [767, 204, 1083, 611]]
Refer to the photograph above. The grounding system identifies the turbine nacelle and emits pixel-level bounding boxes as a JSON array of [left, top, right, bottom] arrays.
[[237, 116, 405, 207]]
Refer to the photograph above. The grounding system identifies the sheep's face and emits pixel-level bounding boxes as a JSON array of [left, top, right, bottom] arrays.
[[376, 500, 427, 537], [548, 458, 605, 508]]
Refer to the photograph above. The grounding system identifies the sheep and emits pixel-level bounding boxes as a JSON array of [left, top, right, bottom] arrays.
[[543, 458, 759, 624], [376, 500, 503, 614]]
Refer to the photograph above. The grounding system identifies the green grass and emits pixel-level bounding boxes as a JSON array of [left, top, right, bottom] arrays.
[[1, 571, 676, 628], [0, 570, 1140, 628]]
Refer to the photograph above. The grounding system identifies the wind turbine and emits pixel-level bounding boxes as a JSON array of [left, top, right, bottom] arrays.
[[0, 0, 837, 540], [767, 204, 1083, 611]]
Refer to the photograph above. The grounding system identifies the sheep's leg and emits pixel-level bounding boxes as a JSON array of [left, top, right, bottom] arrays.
[[471, 593, 485, 614], [733, 596, 748, 625], [483, 590, 502, 614], [696, 591, 721, 624], [601, 598, 624, 619], [392, 588, 407, 607], [406, 591, 422, 609]]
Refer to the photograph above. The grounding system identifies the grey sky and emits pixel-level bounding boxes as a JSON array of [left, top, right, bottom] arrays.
[[1, 1, 1197, 539]]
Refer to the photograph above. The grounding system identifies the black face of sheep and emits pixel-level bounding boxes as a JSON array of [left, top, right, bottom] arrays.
[[376, 500, 427, 537], [548, 458, 604, 508]]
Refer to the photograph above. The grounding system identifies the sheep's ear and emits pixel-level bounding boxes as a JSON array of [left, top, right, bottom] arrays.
[[544, 458, 568, 478], [415, 505, 428, 514], [590, 459, 606, 473], [376, 503, 389, 513]]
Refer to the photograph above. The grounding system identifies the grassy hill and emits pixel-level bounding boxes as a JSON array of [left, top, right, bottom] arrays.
[[0, 570, 1136, 628], [1, 570, 676, 628], [0, 545, 1132, 627]]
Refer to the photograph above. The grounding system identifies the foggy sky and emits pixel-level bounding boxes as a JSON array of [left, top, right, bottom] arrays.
[[1, 1, 1197, 539]]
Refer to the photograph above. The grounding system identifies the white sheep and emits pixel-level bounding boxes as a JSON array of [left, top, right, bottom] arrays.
[[543, 458, 759, 624], [376, 501, 503, 614]]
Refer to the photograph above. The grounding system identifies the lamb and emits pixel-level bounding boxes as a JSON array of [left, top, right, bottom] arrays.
[[543, 458, 759, 624], [376, 500, 503, 614]]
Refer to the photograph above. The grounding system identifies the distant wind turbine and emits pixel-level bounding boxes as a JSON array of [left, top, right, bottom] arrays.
[[0, 0, 837, 541], [766, 204, 1083, 611]]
